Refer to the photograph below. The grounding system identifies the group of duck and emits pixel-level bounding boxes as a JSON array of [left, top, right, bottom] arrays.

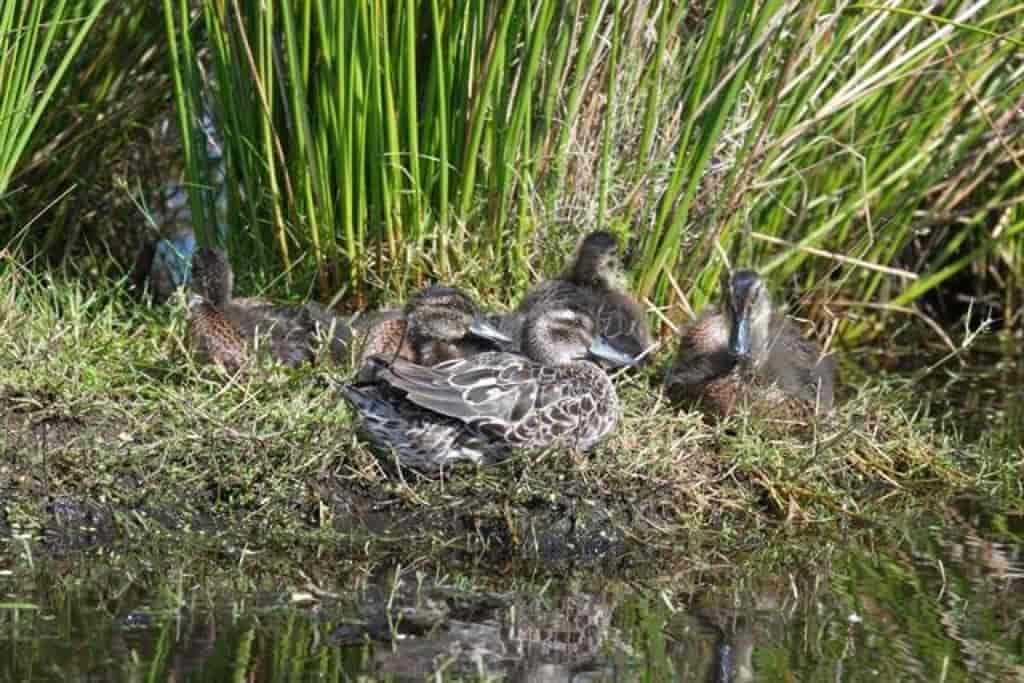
[[181, 232, 836, 474]]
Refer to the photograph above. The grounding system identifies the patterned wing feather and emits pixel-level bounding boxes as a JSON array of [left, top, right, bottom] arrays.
[[375, 354, 543, 425], [340, 384, 506, 471], [376, 355, 615, 450]]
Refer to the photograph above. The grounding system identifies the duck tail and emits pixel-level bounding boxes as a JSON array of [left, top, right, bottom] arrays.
[[337, 383, 402, 422], [336, 383, 370, 408]]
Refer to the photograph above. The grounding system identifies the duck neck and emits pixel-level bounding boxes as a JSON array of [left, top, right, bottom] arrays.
[[414, 338, 458, 366], [565, 262, 612, 290]]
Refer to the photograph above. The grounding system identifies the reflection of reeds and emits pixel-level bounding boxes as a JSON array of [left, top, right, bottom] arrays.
[[5, 521, 1024, 680], [817, 506, 1024, 682]]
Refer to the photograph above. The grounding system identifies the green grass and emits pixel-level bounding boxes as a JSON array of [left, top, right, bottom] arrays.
[[2, 256, 1020, 568]]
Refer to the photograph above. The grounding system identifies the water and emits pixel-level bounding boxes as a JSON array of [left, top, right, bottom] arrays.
[[3, 502, 1022, 681]]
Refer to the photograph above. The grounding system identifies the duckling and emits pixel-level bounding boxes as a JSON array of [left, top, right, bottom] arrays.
[[665, 269, 835, 418], [515, 231, 653, 362], [339, 303, 637, 473], [355, 286, 513, 369], [186, 247, 351, 371]]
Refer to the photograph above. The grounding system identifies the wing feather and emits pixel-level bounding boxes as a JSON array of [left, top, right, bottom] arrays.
[[377, 354, 543, 424]]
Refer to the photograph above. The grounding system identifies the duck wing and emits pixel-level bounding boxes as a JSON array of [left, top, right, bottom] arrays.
[[763, 317, 835, 411], [374, 354, 612, 449], [373, 353, 548, 421], [340, 383, 504, 471]]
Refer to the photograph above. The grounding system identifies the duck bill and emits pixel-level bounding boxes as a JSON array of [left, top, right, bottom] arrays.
[[587, 336, 637, 368], [469, 315, 514, 345], [187, 293, 207, 310], [730, 313, 751, 357], [727, 269, 761, 358]]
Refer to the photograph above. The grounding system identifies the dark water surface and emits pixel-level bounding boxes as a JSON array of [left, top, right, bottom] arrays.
[[3, 502, 1023, 681]]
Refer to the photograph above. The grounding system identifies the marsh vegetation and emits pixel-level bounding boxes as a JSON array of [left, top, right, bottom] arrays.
[[1, 0, 1023, 679]]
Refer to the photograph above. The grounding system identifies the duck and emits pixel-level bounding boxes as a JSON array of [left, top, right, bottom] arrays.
[[338, 302, 638, 473], [665, 269, 835, 418], [513, 231, 654, 363], [186, 246, 351, 372], [354, 286, 513, 369]]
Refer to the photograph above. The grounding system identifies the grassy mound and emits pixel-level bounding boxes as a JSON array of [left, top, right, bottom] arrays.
[[1, 263, 1019, 571]]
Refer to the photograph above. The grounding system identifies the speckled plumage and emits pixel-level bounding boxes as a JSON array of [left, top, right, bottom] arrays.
[[354, 286, 511, 370], [340, 305, 636, 474], [185, 247, 352, 371], [516, 231, 653, 362], [665, 270, 835, 418], [186, 294, 248, 372]]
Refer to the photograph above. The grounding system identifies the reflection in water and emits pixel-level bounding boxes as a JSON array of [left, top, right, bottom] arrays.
[[2, 504, 1023, 681]]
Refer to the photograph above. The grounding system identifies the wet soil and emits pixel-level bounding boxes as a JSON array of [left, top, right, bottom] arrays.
[[0, 389, 642, 572]]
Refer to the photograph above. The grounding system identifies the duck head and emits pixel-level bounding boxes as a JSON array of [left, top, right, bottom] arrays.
[[723, 269, 773, 363], [191, 247, 233, 308], [565, 231, 625, 290], [404, 286, 511, 346], [523, 304, 637, 367]]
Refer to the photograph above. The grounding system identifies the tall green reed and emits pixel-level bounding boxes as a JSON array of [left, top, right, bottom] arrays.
[[164, 1, 659, 301], [1, 1, 178, 268], [632, 0, 1024, 328], [0, 0, 107, 198], [164, 0, 1023, 333]]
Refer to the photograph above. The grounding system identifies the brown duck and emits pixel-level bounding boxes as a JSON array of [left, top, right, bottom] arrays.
[[511, 231, 654, 362], [186, 247, 351, 372], [339, 302, 637, 473], [665, 269, 835, 418], [354, 286, 512, 370]]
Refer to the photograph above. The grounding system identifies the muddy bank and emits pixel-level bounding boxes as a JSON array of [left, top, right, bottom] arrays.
[[1, 363, 1001, 576]]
